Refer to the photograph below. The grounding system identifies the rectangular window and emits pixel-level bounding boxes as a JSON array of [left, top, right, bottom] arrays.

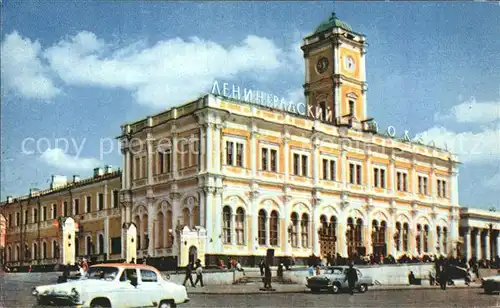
[[423, 177, 428, 195], [98, 193, 104, 210], [86, 196, 92, 213], [373, 167, 386, 188], [226, 141, 233, 166], [8, 214, 12, 227], [322, 159, 328, 180], [64, 201, 68, 217], [270, 149, 277, 172], [418, 176, 423, 194], [301, 155, 308, 177], [158, 151, 164, 174], [403, 173, 408, 192], [16, 212, 20, 226], [74, 199, 80, 215], [135, 157, 140, 180], [397, 172, 402, 191], [262, 148, 268, 171], [374, 168, 379, 188], [111, 237, 121, 254], [24, 209, 28, 224], [113, 190, 119, 208], [33, 209, 38, 223], [42, 207, 47, 221], [380, 169, 386, 188], [330, 160, 336, 181], [349, 163, 362, 185], [349, 163, 355, 184], [293, 153, 300, 175], [397, 171, 408, 192], [52, 204, 57, 219], [141, 156, 146, 178], [442, 180, 447, 198], [165, 151, 172, 173], [236, 143, 243, 167], [356, 165, 362, 184]]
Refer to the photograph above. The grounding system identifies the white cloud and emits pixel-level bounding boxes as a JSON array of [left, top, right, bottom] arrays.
[[286, 88, 305, 104], [43, 32, 286, 108], [1, 31, 61, 100], [39, 148, 101, 171], [485, 171, 500, 190], [415, 125, 500, 164], [434, 100, 500, 124]]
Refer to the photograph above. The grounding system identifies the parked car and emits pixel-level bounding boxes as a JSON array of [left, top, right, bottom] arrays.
[[306, 266, 374, 294], [32, 263, 190, 307], [481, 274, 500, 294]]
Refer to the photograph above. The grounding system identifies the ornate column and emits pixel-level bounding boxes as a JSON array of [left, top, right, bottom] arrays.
[[126, 150, 131, 189], [203, 187, 215, 253], [485, 230, 491, 261], [205, 124, 213, 172], [475, 229, 482, 260], [214, 124, 222, 172], [411, 158, 417, 196], [399, 227, 404, 254], [147, 132, 154, 185], [284, 193, 291, 256], [312, 138, 320, 185], [265, 215, 271, 247], [147, 195, 155, 257], [198, 189, 206, 228], [231, 212, 236, 245], [214, 187, 223, 250], [172, 131, 179, 179], [199, 124, 205, 171], [250, 124, 257, 178], [297, 218, 302, 249], [465, 228, 472, 261], [249, 190, 259, 251], [170, 191, 181, 256], [283, 133, 289, 182], [389, 153, 396, 193], [496, 232, 500, 258], [341, 149, 347, 187], [121, 149, 127, 190]]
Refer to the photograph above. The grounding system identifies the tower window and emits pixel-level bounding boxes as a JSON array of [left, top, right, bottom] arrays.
[[319, 102, 326, 121], [349, 100, 355, 117]]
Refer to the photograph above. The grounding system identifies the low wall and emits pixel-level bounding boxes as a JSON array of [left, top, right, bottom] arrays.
[[285, 264, 435, 286]]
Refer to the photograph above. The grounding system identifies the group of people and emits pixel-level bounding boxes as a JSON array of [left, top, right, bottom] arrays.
[[182, 259, 204, 287]]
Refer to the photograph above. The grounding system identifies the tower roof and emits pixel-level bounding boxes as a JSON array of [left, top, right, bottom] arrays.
[[314, 12, 353, 34]]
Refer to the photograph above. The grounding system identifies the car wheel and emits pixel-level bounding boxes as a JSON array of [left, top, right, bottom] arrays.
[[358, 284, 367, 293], [159, 300, 176, 308], [331, 283, 340, 294]]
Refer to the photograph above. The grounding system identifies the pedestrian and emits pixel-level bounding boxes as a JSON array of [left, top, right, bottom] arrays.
[[235, 260, 245, 276], [465, 270, 472, 286], [194, 259, 204, 287], [344, 263, 358, 295], [259, 258, 265, 276], [439, 263, 449, 290], [264, 262, 272, 289], [308, 265, 314, 277], [130, 258, 136, 264], [315, 265, 321, 276], [182, 261, 196, 287]]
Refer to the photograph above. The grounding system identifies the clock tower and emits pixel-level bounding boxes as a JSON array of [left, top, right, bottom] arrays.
[[302, 13, 367, 127]]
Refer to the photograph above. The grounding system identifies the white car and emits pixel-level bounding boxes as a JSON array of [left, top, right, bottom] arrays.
[[32, 263, 190, 307], [482, 274, 500, 294]]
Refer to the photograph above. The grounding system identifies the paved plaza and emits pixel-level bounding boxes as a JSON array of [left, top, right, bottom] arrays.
[[0, 272, 498, 308]]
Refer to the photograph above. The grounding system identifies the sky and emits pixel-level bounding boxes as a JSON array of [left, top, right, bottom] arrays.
[[1, 1, 499, 209]]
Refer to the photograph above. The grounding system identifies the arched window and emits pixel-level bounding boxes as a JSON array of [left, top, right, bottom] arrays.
[[320, 215, 328, 235], [235, 207, 245, 245], [258, 210, 267, 245], [33, 242, 38, 260], [403, 223, 409, 251], [74, 237, 79, 257], [166, 210, 173, 248], [86, 236, 92, 256], [156, 212, 164, 248], [423, 225, 429, 253], [301, 213, 309, 247], [42, 241, 47, 259], [443, 227, 448, 254], [52, 240, 58, 259], [436, 226, 442, 252], [183, 208, 190, 228], [192, 206, 200, 227], [7, 246, 11, 262], [98, 234, 105, 254], [270, 211, 279, 246], [16, 245, 20, 261], [329, 216, 337, 237], [319, 101, 326, 121], [291, 212, 298, 247], [222, 206, 232, 244], [378, 221, 386, 244], [416, 224, 422, 254], [355, 218, 363, 247], [395, 222, 402, 251], [134, 216, 141, 250]]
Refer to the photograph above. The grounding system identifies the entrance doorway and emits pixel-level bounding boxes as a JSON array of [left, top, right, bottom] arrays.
[[188, 246, 198, 263]]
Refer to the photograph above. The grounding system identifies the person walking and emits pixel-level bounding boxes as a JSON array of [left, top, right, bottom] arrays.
[[344, 263, 358, 295], [264, 262, 272, 289], [439, 263, 449, 290], [182, 261, 196, 287], [194, 259, 204, 287], [259, 258, 265, 276]]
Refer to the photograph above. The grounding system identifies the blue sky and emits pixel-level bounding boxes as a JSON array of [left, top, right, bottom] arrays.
[[1, 1, 499, 209]]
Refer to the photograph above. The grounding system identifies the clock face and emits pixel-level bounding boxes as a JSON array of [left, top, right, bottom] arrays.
[[344, 56, 355, 72], [316, 57, 329, 74]]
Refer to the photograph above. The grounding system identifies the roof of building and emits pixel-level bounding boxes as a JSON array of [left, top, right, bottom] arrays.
[[315, 12, 353, 34], [0, 170, 121, 206]]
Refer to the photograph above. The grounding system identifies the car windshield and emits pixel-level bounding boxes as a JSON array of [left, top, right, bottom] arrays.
[[328, 268, 345, 275], [86, 266, 119, 281]]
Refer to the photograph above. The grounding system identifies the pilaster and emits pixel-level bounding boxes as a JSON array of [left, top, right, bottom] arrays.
[[172, 131, 179, 179], [147, 195, 155, 257], [465, 228, 471, 261], [147, 132, 154, 185]]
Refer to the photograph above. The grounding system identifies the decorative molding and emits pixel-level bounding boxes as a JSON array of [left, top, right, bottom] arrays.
[[169, 192, 181, 201], [203, 187, 216, 195]]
